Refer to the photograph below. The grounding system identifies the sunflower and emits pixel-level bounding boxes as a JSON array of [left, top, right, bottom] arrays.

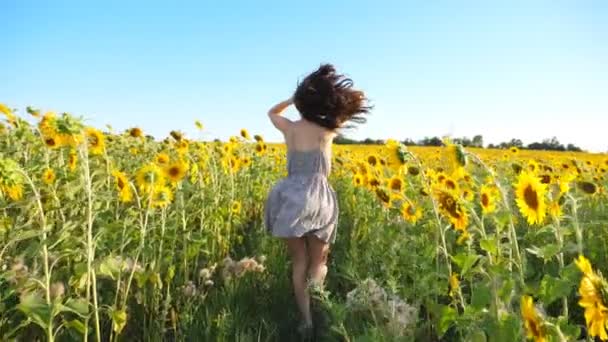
[[385, 139, 407, 169], [155, 153, 170, 165], [0, 159, 24, 201], [111, 170, 133, 203], [575, 255, 608, 341], [129, 127, 143, 138], [375, 187, 391, 207], [456, 229, 471, 245], [578, 181, 598, 195], [479, 185, 498, 214], [521, 296, 546, 342], [231, 200, 242, 214], [406, 166, 419, 177], [0, 103, 12, 116], [1, 184, 23, 201], [254, 134, 263, 142], [195, 120, 204, 130], [434, 188, 468, 231], [366, 154, 379, 167], [68, 150, 78, 171], [135, 164, 165, 193], [548, 200, 563, 219], [367, 176, 381, 190], [175, 140, 189, 155], [240, 129, 250, 140], [44, 135, 62, 149], [353, 173, 364, 187], [514, 171, 547, 225], [239, 156, 250, 168], [170, 130, 183, 141], [388, 176, 403, 192], [151, 185, 173, 208], [448, 273, 460, 299], [443, 177, 459, 192], [164, 160, 188, 183], [254, 142, 266, 155], [510, 147, 519, 154], [85, 127, 105, 155], [42, 168, 56, 185], [401, 202, 422, 224]]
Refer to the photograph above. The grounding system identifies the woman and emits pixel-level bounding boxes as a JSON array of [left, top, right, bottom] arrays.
[[264, 64, 370, 336]]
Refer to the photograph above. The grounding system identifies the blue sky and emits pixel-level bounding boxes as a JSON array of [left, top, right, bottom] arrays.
[[2, 1, 607, 151]]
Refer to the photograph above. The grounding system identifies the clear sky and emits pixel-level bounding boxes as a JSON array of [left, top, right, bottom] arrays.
[[2, 1, 607, 152]]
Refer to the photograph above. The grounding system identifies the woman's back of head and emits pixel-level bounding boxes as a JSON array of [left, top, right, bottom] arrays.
[[293, 64, 371, 130]]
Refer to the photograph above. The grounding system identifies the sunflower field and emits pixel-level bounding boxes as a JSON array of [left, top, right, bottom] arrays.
[[1, 104, 608, 341]]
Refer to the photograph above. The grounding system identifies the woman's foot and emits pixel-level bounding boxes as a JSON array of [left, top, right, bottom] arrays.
[[297, 321, 313, 341]]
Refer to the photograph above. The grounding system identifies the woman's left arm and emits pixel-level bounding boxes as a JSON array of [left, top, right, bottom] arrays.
[[267, 98, 294, 134]]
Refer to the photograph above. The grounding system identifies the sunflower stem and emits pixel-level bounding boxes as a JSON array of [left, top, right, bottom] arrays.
[[18, 169, 54, 342]]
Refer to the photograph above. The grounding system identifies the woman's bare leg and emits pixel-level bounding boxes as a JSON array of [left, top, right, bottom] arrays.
[[285, 237, 312, 325], [306, 235, 330, 287]]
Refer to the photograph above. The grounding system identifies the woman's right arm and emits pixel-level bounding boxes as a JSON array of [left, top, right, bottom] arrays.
[[267, 98, 294, 134]]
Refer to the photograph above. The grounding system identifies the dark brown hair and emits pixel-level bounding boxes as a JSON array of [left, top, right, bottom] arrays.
[[293, 64, 371, 130]]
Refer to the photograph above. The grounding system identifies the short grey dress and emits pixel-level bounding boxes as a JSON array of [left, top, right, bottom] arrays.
[[264, 148, 339, 244]]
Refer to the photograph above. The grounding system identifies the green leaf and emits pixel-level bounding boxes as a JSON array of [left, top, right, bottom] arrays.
[[539, 275, 573, 305], [97, 255, 124, 280], [525, 244, 561, 262], [471, 283, 492, 309], [480, 239, 498, 256], [466, 330, 487, 342], [17, 292, 52, 330], [487, 314, 521, 342], [60, 298, 90, 317], [452, 252, 481, 277], [65, 319, 87, 335], [560, 261, 581, 284], [438, 305, 457, 337], [557, 316, 581, 340]]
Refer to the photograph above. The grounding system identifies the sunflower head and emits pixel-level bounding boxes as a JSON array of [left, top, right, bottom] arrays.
[[240, 129, 250, 140], [170, 130, 184, 141], [42, 168, 56, 185], [367, 154, 379, 167], [401, 202, 422, 224], [231, 201, 242, 214], [155, 153, 170, 165], [388, 176, 403, 192], [353, 173, 364, 187], [434, 188, 468, 230], [68, 150, 78, 171], [520, 296, 546, 342], [165, 160, 188, 183], [407, 166, 420, 176], [136, 164, 165, 193], [151, 185, 173, 208], [578, 181, 598, 195], [514, 171, 547, 226], [129, 127, 143, 138], [85, 127, 105, 155]]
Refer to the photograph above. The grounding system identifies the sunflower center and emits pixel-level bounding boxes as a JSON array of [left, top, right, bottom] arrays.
[[390, 179, 402, 191], [117, 177, 126, 189], [445, 180, 456, 190], [523, 185, 539, 210], [527, 318, 542, 338], [406, 205, 416, 215], [169, 167, 180, 177], [481, 193, 489, 207], [89, 135, 99, 146]]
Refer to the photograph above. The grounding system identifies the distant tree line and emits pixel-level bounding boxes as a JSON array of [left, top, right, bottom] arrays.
[[334, 134, 584, 152]]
